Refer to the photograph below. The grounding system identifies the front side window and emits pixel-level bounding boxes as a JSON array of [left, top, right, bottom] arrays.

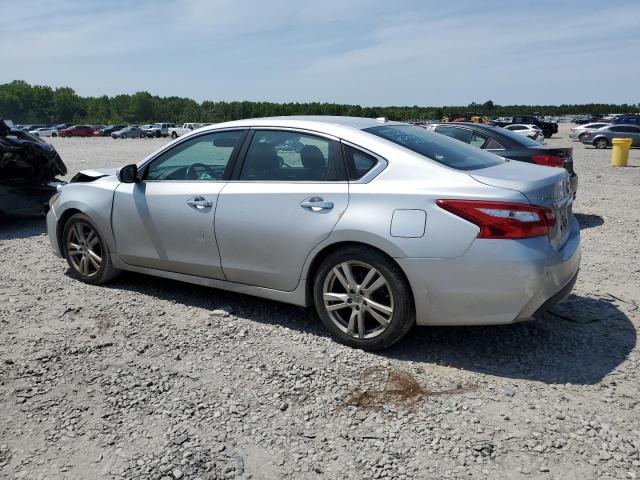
[[239, 130, 340, 181], [365, 125, 504, 171], [145, 130, 245, 181]]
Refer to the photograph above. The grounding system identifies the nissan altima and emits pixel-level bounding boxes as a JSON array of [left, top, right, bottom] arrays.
[[46, 116, 580, 350]]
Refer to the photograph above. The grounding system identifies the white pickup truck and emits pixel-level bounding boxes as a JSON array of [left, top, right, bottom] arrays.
[[168, 123, 205, 139]]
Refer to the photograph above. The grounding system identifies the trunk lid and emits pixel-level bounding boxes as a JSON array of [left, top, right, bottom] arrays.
[[469, 161, 574, 250]]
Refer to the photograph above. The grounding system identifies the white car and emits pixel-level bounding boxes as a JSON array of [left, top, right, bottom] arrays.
[[29, 127, 58, 138], [504, 124, 544, 143]]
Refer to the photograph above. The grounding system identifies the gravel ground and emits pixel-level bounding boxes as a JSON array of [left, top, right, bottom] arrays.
[[1, 125, 639, 480]]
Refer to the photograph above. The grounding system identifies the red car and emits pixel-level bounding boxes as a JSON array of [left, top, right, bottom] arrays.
[[58, 125, 94, 137]]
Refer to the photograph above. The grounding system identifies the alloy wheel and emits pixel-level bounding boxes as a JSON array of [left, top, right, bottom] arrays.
[[323, 260, 394, 339], [66, 222, 102, 277]]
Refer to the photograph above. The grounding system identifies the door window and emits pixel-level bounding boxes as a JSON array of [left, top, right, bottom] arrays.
[[342, 145, 378, 180], [239, 130, 340, 181], [469, 132, 488, 148], [435, 126, 473, 143], [145, 130, 245, 181]]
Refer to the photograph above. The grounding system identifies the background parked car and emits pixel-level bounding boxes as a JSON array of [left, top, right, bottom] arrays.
[[580, 124, 640, 149], [491, 115, 558, 138], [96, 125, 127, 136], [144, 122, 176, 137], [29, 127, 59, 137], [58, 125, 94, 137], [503, 124, 544, 143], [168, 123, 204, 138], [111, 126, 145, 139], [424, 122, 577, 194], [609, 114, 640, 125], [569, 122, 609, 141]]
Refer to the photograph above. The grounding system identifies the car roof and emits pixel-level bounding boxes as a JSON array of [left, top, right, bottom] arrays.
[[201, 115, 407, 133]]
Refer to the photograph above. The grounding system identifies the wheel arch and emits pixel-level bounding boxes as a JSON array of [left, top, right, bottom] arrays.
[[592, 136, 609, 146], [56, 207, 83, 254], [304, 240, 414, 309]]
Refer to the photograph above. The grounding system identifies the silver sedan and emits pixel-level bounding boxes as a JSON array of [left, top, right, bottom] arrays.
[[46, 116, 580, 350]]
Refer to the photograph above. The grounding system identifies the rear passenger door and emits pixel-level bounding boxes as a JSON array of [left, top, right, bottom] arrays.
[[620, 126, 640, 146], [215, 129, 348, 291]]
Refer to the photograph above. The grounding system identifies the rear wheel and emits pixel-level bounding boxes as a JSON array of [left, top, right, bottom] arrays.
[[313, 246, 414, 350], [52, 132, 57, 137], [63, 213, 120, 284], [594, 137, 608, 149], [171, 132, 178, 139], [543, 129, 552, 138]]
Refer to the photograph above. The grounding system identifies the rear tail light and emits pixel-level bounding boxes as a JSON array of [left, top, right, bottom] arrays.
[[436, 200, 556, 239], [583, 131, 591, 137], [531, 154, 564, 167]]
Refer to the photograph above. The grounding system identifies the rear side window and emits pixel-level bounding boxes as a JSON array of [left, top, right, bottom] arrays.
[[239, 130, 341, 181], [342, 145, 377, 180], [365, 125, 504, 171], [485, 138, 503, 149], [435, 126, 472, 143]]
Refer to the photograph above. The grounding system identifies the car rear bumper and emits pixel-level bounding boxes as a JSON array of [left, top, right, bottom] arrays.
[[397, 216, 581, 326]]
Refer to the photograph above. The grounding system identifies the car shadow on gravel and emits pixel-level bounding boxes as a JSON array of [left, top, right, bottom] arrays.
[[383, 294, 636, 385], [0, 215, 46, 240], [102, 272, 327, 334], [574, 213, 604, 229]]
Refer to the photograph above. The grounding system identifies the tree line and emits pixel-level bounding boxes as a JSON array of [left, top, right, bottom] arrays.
[[1, 80, 637, 125]]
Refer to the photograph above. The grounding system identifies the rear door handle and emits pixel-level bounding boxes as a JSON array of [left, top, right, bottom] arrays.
[[187, 196, 213, 209], [300, 197, 334, 213]]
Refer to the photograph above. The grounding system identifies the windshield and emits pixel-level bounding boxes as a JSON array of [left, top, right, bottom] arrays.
[[364, 125, 505, 171]]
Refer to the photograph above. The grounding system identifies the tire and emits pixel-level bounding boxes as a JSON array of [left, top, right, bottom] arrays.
[[594, 138, 608, 149], [577, 133, 585, 142], [313, 246, 415, 351], [121, 133, 127, 139], [171, 132, 178, 139], [62, 213, 121, 285], [543, 129, 552, 139], [52, 132, 57, 137]]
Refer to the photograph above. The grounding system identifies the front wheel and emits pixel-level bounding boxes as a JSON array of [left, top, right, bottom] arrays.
[[313, 246, 414, 350], [594, 138, 608, 149], [121, 133, 127, 139], [52, 132, 57, 137], [63, 213, 121, 284]]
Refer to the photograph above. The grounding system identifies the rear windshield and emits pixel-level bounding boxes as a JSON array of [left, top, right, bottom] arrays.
[[364, 125, 505, 171]]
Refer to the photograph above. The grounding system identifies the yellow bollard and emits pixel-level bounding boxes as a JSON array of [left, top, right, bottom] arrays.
[[611, 138, 632, 167]]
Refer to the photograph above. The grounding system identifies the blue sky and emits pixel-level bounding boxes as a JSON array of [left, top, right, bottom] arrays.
[[2, 0, 639, 106]]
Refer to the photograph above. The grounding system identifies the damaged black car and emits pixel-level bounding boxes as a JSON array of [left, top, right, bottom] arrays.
[[1, 119, 67, 215]]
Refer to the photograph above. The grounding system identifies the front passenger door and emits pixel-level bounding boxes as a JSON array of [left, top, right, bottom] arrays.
[[112, 129, 247, 278]]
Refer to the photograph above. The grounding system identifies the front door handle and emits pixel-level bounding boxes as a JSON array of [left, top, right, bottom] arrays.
[[300, 197, 334, 213], [187, 196, 213, 209]]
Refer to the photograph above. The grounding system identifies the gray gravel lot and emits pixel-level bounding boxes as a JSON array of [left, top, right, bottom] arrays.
[[1, 124, 639, 479]]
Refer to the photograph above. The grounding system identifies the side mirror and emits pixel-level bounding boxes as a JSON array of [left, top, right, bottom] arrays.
[[118, 164, 138, 183]]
